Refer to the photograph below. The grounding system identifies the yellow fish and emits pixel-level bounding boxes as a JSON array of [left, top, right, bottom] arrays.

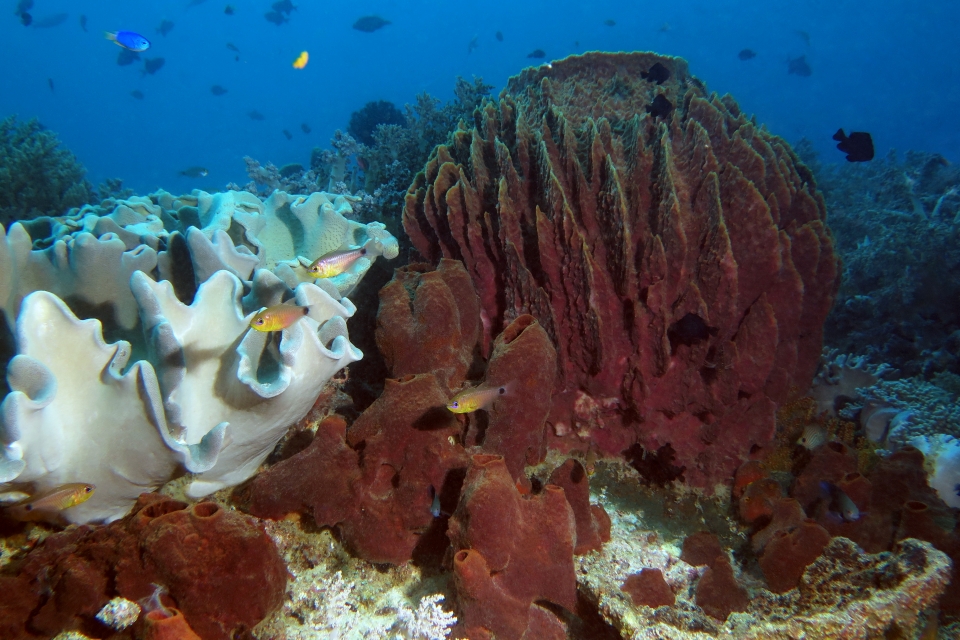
[[250, 303, 309, 332], [307, 247, 367, 279], [447, 383, 511, 413], [5, 483, 95, 521], [292, 50, 309, 69]]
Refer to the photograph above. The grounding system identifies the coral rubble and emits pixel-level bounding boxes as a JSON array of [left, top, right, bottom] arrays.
[[403, 51, 839, 487]]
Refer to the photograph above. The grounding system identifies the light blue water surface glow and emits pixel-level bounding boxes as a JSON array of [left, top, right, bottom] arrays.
[[1, 0, 958, 194]]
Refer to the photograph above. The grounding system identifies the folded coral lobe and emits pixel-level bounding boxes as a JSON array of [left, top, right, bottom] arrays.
[[403, 51, 839, 486]]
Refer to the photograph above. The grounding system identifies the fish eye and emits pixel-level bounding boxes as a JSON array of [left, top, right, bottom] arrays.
[[452, 401, 459, 408], [255, 318, 264, 325], [498, 387, 505, 395], [85, 486, 93, 493]]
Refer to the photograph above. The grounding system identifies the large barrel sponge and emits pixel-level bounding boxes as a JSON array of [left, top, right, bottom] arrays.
[[403, 52, 839, 486]]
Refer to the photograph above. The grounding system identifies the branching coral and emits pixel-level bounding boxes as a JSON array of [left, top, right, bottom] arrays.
[[0, 116, 94, 226]]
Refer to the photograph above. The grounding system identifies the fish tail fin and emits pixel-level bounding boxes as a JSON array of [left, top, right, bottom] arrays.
[[832, 128, 847, 142], [104, 31, 117, 42]]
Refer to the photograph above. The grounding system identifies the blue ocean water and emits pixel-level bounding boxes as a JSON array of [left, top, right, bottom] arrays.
[[1, 0, 958, 194]]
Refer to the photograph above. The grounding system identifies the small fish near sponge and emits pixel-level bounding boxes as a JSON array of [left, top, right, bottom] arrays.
[[403, 51, 840, 488]]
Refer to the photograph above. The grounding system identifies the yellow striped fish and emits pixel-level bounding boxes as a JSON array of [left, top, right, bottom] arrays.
[[447, 383, 512, 414], [307, 247, 367, 278], [5, 483, 95, 521], [250, 304, 309, 332]]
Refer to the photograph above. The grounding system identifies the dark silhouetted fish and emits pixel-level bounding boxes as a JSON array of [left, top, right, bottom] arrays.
[[264, 10, 287, 25], [20, 12, 31, 26], [301, 122, 311, 133], [833, 129, 874, 162], [738, 48, 756, 60], [47, 78, 54, 92], [156, 20, 174, 36], [641, 62, 670, 84], [248, 110, 265, 121], [186, 0, 208, 8], [353, 15, 390, 32], [226, 42, 240, 52], [211, 85, 228, 96], [468, 35, 479, 54], [647, 94, 673, 119], [282, 129, 292, 140], [32, 13, 67, 28], [495, 30, 503, 42], [788, 55, 811, 76], [79, 14, 87, 31], [117, 49, 141, 66], [796, 30, 811, 46], [604, 19, 616, 26], [527, 49, 546, 59], [179, 166, 208, 178], [130, 90, 145, 100], [142, 57, 165, 76], [14, 0, 32, 15], [224, 5, 235, 15], [272, 0, 296, 14]]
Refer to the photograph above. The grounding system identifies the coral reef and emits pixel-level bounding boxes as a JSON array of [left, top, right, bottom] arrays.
[[0, 116, 94, 227], [0, 494, 286, 640], [1, 187, 394, 522], [811, 147, 960, 378], [349, 100, 407, 146], [403, 51, 839, 487]]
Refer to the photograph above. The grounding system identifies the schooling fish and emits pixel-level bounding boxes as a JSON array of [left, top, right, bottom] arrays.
[[14, 0, 32, 15], [130, 90, 145, 99], [4, 483, 95, 521], [353, 15, 390, 32], [833, 129, 874, 162], [603, 19, 616, 26], [821, 481, 860, 522], [308, 247, 367, 278], [282, 129, 293, 140], [448, 383, 512, 413], [156, 19, 174, 37], [467, 35, 479, 54], [106, 30, 151, 52], [47, 78, 54, 92], [495, 30, 503, 42], [797, 424, 827, 450], [641, 62, 670, 84], [248, 110, 266, 121], [211, 84, 228, 96], [301, 122, 311, 134], [787, 55, 811, 77], [79, 14, 87, 31], [250, 303, 310, 332], [226, 42, 240, 52], [272, 0, 296, 14], [117, 49, 140, 66], [264, 10, 288, 25], [179, 166, 208, 178], [738, 48, 756, 60], [19, 12, 31, 26], [142, 57, 166, 76], [526, 49, 546, 59], [646, 94, 673, 119], [224, 5, 235, 15]]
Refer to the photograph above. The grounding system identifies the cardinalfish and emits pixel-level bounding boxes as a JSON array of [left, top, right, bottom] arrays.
[[821, 481, 860, 522], [4, 483, 95, 521], [250, 303, 309, 332], [307, 247, 366, 278], [447, 383, 512, 414]]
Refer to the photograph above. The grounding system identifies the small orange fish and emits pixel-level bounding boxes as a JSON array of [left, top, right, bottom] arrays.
[[447, 383, 511, 413], [292, 50, 309, 69], [307, 247, 366, 279], [250, 303, 309, 332], [5, 483, 95, 521]]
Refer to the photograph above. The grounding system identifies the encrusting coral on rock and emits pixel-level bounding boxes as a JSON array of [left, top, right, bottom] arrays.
[[403, 51, 840, 487]]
